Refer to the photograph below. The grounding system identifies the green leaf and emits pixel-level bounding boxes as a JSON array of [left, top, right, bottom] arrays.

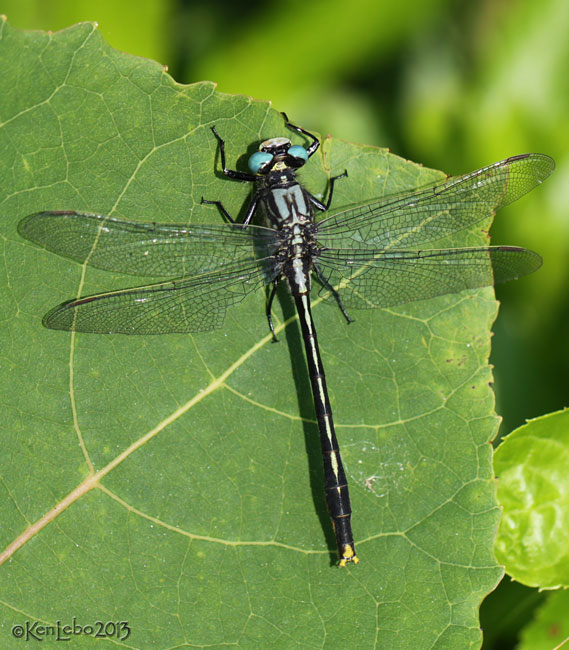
[[494, 408, 569, 589], [518, 590, 569, 650], [0, 20, 503, 648]]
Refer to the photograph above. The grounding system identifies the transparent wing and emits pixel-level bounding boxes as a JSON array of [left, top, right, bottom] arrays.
[[43, 259, 278, 334], [19, 211, 279, 277], [316, 154, 554, 250], [315, 246, 542, 309]]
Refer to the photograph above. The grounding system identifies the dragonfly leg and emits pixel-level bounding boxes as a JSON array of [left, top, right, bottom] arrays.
[[314, 265, 353, 324], [210, 126, 257, 182], [324, 170, 348, 210], [266, 279, 280, 342], [200, 197, 236, 223], [307, 171, 348, 213], [281, 112, 320, 158]]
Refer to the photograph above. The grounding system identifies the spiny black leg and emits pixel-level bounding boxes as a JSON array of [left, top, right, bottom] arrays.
[[325, 170, 348, 210], [266, 279, 280, 342], [241, 194, 261, 227], [281, 112, 320, 158], [333, 290, 353, 325], [314, 265, 353, 324], [210, 125, 227, 169], [210, 126, 257, 182], [200, 197, 235, 223], [307, 170, 348, 213]]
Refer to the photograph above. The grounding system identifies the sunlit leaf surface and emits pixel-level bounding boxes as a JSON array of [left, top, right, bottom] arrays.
[[0, 20, 505, 649]]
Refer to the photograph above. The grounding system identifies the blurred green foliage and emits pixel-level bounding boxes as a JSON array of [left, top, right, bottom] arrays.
[[4, 1, 568, 648], [495, 409, 569, 589]]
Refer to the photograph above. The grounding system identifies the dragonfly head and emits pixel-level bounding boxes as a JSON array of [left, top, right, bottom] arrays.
[[248, 137, 309, 175]]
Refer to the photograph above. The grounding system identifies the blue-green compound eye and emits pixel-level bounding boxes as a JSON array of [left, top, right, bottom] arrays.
[[288, 145, 308, 161], [248, 151, 273, 173]]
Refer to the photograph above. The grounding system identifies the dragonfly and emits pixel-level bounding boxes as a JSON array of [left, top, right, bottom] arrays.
[[18, 113, 554, 566]]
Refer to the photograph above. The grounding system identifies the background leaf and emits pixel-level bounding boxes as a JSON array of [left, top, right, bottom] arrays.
[[0, 20, 511, 649], [494, 408, 569, 589], [518, 590, 569, 650]]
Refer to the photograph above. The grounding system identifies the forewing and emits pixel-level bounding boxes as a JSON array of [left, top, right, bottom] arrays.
[[316, 154, 554, 250], [18, 211, 278, 277], [316, 246, 542, 310], [43, 259, 277, 334]]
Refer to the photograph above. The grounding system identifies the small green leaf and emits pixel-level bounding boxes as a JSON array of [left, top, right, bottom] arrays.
[[1, 19, 505, 649], [518, 590, 569, 650], [495, 408, 569, 588]]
